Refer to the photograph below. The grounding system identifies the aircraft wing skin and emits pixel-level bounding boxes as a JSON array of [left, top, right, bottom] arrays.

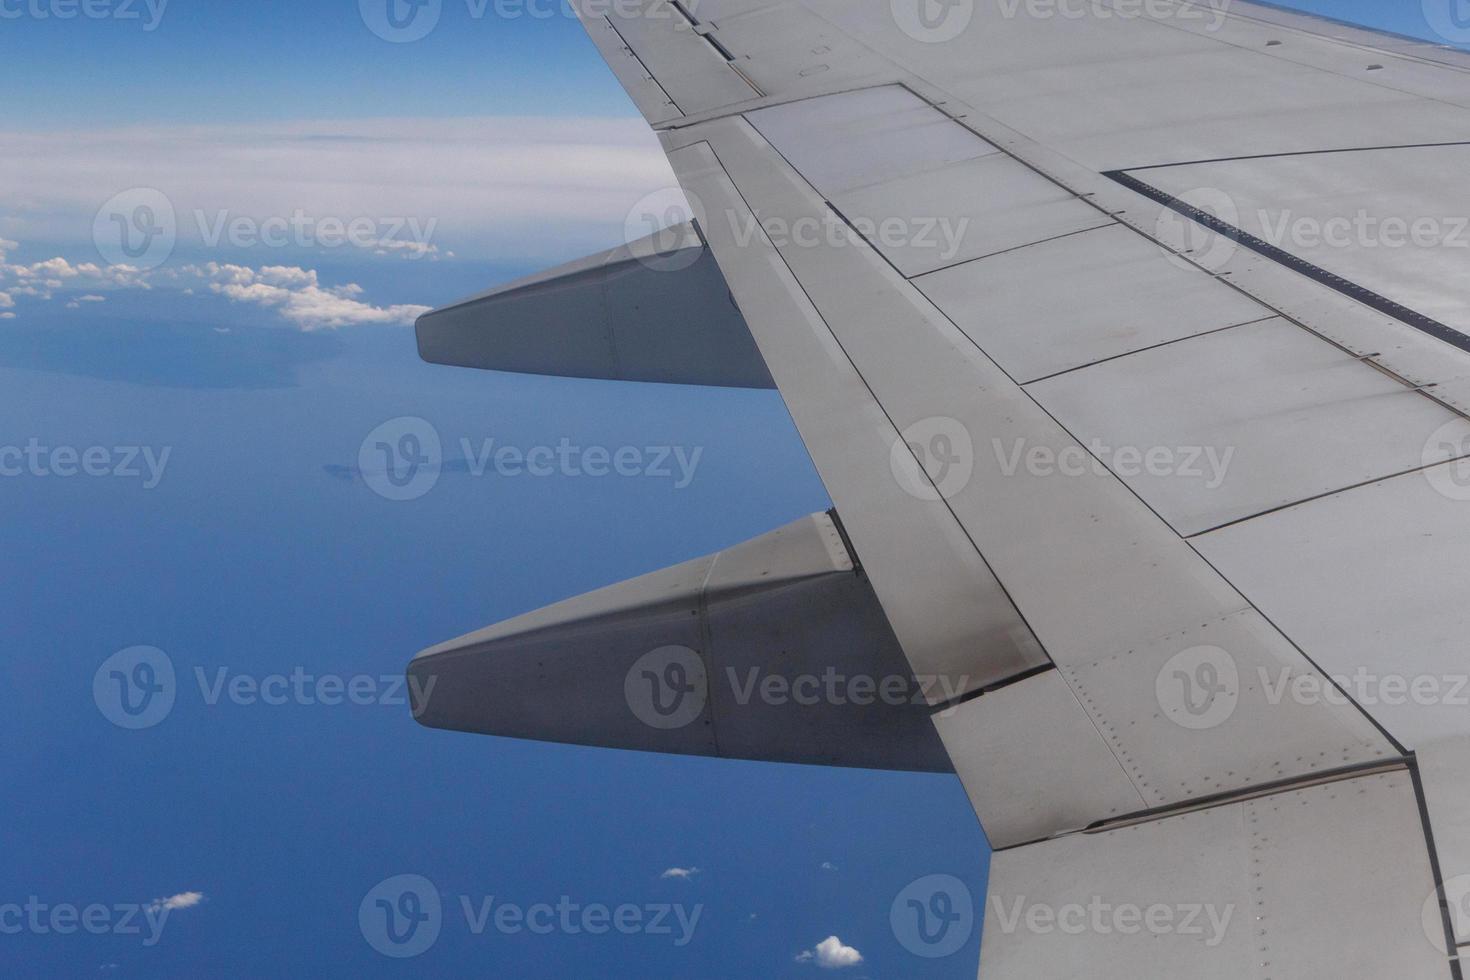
[[545, 0, 1470, 975]]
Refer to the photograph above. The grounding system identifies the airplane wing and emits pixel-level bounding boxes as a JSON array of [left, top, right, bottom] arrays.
[[409, 1, 1470, 975]]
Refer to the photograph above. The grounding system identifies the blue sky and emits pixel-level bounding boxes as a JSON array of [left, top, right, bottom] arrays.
[[0, 2, 635, 126], [0, 0, 1456, 977]]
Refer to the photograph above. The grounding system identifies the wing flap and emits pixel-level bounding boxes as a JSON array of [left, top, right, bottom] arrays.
[[415, 223, 776, 388], [932, 669, 1147, 848], [410, 513, 954, 772]]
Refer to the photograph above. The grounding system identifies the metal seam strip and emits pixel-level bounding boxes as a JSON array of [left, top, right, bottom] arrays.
[[1105, 168, 1470, 356]]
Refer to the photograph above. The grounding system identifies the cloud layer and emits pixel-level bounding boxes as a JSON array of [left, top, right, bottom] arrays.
[[0, 117, 675, 264], [0, 115, 681, 328], [0, 239, 429, 329]]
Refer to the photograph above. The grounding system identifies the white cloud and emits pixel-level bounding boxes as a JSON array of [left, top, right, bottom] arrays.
[[371, 238, 450, 260], [0, 253, 151, 302], [820, 862, 838, 872], [149, 891, 205, 913], [189, 262, 429, 329], [660, 867, 701, 880], [796, 936, 863, 969], [0, 117, 674, 264], [0, 247, 426, 329], [29, 256, 81, 280]]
